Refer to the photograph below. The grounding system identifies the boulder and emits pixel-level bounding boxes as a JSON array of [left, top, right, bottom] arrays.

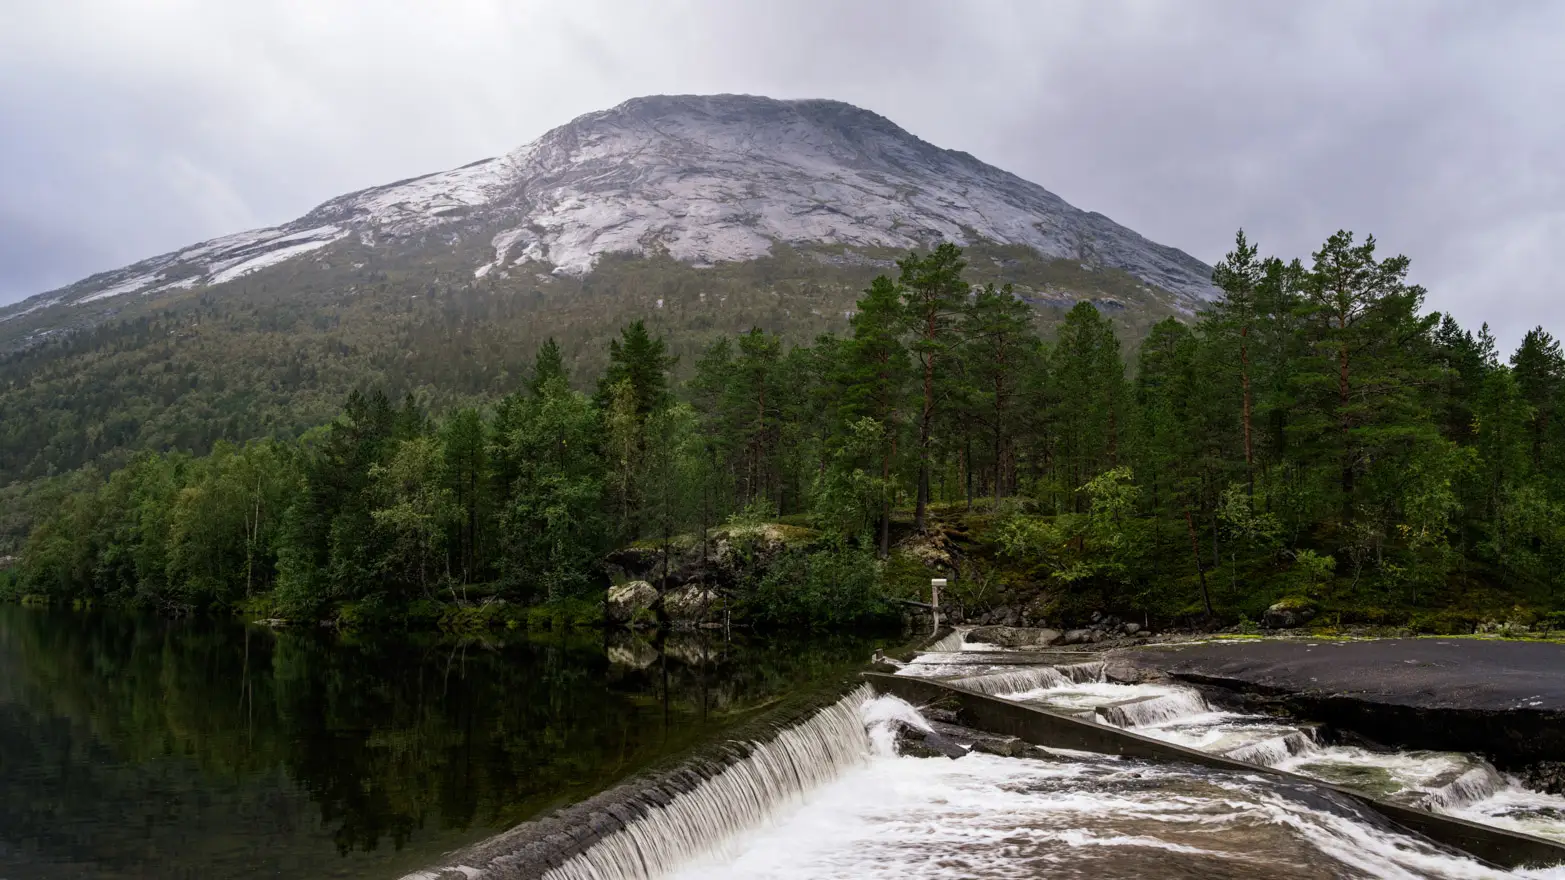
[[1263, 598, 1317, 629], [1123, 622, 1142, 635], [1520, 762, 1565, 796], [662, 585, 721, 623], [971, 735, 1028, 758], [967, 625, 1062, 648], [1061, 628, 1093, 645], [607, 581, 659, 624], [897, 728, 968, 759]]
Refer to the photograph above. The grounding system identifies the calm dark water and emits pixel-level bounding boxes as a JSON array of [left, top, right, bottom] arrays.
[[0, 606, 891, 880]]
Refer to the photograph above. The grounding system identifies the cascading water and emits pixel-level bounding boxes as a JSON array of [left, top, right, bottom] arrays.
[[987, 660, 1565, 846], [1094, 690, 1212, 727], [664, 693, 1565, 879], [540, 685, 885, 880], [1056, 661, 1108, 683], [416, 664, 1565, 880], [923, 629, 967, 653], [951, 665, 1071, 696]]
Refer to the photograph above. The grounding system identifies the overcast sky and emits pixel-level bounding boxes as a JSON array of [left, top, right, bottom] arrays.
[[1, 0, 1561, 349]]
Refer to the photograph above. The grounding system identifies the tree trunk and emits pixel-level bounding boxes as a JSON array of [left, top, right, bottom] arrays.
[[916, 352, 934, 532], [964, 435, 973, 511], [1186, 509, 1215, 618], [1338, 315, 1353, 505], [1240, 324, 1255, 497]]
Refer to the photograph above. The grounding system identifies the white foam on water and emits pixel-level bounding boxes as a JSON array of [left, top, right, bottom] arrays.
[[666, 743, 1555, 880], [1099, 689, 1213, 727], [988, 664, 1565, 845], [922, 630, 966, 653], [1005, 679, 1186, 710], [859, 693, 931, 758], [1221, 731, 1319, 767], [1450, 783, 1565, 843], [1056, 660, 1108, 683], [541, 686, 881, 880], [1425, 765, 1506, 811], [952, 665, 1071, 696]]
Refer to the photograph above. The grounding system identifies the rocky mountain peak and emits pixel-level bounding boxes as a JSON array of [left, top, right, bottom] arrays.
[[2, 94, 1218, 331]]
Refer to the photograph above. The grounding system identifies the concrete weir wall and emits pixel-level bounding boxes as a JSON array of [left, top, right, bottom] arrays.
[[864, 672, 1565, 870], [400, 680, 867, 880]]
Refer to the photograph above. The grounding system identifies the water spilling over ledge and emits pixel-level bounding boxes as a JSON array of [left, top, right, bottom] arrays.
[[401, 684, 883, 880], [398, 635, 1565, 879]]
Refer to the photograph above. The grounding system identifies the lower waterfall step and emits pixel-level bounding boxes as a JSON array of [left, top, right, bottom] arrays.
[[1218, 730, 1317, 767], [1095, 691, 1210, 728], [863, 671, 1565, 870]]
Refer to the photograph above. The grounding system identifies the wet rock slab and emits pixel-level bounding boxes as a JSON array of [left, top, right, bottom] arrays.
[[1120, 638, 1565, 768]]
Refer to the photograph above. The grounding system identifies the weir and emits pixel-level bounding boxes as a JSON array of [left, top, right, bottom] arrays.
[[399, 684, 881, 880], [399, 636, 1565, 879], [865, 670, 1565, 870]]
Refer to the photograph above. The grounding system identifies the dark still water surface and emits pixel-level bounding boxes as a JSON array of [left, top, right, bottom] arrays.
[[0, 605, 891, 880]]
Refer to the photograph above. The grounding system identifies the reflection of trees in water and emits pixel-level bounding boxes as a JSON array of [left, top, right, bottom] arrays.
[[0, 607, 887, 876]]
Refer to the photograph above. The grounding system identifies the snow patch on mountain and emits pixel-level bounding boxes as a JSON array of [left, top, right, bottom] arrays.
[[79, 273, 161, 304], [3, 94, 1218, 322], [207, 226, 348, 285]]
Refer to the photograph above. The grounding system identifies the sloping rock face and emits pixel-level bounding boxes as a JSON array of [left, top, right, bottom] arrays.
[[1122, 639, 1565, 769], [2, 94, 1217, 326]]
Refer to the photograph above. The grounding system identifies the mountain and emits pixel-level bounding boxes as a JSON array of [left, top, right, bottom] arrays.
[[0, 94, 1218, 501], [0, 94, 1215, 343]]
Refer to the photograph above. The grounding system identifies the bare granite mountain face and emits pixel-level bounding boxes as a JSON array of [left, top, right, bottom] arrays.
[[1, 94, 1216, 333]]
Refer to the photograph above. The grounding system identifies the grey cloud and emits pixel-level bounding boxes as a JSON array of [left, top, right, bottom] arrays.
[[0, 0, 1560, 349]]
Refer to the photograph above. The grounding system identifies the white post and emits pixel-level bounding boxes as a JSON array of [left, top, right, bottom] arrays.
[[930, 578, 947, 634]]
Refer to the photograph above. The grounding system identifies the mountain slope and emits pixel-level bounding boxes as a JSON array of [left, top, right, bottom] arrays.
[[0, 95, 1219, 505], [0, 94, 1215, 346]]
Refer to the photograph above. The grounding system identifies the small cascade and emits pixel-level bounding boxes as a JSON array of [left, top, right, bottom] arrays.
[[1220, 730, 1318, 767], [1056, 661, 1107, 683], [952, 665, 1070, 696], [1096, 689, 1211, 728], [1422, 763, 1504, 811], [923, 629, 967, 653], [541, 685, 886, 880]]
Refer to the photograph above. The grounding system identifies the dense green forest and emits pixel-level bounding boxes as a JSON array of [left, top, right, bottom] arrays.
[[5, 231, 1565, 632]]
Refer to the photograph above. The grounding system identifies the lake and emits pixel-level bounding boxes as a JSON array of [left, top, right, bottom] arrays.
[[0, 605, 891, 880]]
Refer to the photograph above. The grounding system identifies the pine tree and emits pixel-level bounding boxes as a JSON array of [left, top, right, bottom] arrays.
[[960, 283, 1039, 505], [1210, 229, 1263, 490], [1510, 327, 1565, 473], [528, 337, 568, 396], [838, 276, 911, 553], [439, 408, 487, 584], [599, 321, 676, 420], [898, 243, 970, 531], [1049, 302, 1127, 511], [1295, 231, 1439, 523]]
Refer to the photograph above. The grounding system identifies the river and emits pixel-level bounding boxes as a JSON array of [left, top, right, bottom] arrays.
[[0, 605, 891, 880]]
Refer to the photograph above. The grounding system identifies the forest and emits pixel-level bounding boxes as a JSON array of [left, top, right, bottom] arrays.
[[5, 231, 1565, 633]]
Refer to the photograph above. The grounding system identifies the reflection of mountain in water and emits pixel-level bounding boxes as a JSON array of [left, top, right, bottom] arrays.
[[0, 606, 888, 879]]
